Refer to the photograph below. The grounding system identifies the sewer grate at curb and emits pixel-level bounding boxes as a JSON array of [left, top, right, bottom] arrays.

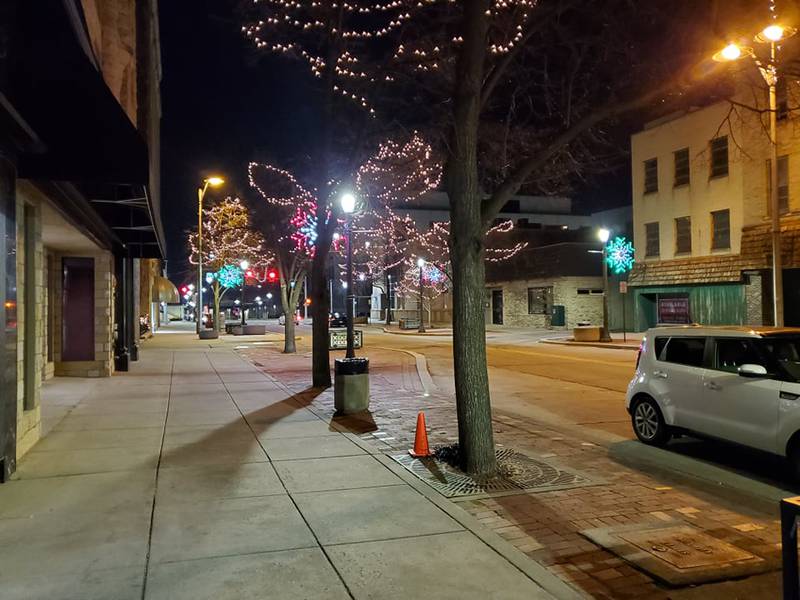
[[390, 448, 598, 498]]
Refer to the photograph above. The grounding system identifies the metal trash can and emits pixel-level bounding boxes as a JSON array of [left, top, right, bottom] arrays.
[[334, 358, 370, 414]]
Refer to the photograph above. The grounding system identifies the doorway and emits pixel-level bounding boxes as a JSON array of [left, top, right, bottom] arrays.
[[491, 289, 504, 325], [62, 257, 95, 361]]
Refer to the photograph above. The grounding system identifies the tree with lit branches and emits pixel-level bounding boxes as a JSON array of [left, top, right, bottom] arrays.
[[248, 168, 319, 353], [188, 197, 267, 332]]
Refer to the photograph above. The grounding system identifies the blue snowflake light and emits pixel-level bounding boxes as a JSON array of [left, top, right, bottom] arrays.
[[605, 236, 635, 275], [216, 264, 244, 289]]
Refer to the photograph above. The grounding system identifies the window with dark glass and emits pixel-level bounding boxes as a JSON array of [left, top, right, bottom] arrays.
[[714, 338, 764, 373], [644, 158, 658, 193], [674, 148, 690, 186], [777, 78, 789, 120], [645, 222, 660, 257], [527, 287, 552, 315], [711, 209, 730, 250], [768, 155, 790, 214], [675, 216, 691, 254], [662, 337, 706, 367], [710, 136, 729, 178]]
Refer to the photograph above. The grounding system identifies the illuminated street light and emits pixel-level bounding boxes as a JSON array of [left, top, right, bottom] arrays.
[[598, 229, 611, 342], [196, 176, 225, 335], [713, 22, 796, 325], [417, 258, 426, 333], [340, 192, 357, 358]]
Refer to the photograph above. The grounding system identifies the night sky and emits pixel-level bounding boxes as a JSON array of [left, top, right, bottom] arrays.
[[158, 1, 631, 281]]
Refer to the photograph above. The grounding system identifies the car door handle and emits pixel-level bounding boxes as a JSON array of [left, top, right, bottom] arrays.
[[781, 391, 800, 401], [705, 381, 721, 391], [653, 370, 668, 379]]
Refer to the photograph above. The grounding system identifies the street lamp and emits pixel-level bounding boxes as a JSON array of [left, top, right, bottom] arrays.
[[387, 274, 393, 325], [196, 176, 225, 335], [240, 260, 249, 326], [598, 228, 611, 342], [713, 24, 796, 326], [417, 257, 426, 333], [341, 192, 357, 358]]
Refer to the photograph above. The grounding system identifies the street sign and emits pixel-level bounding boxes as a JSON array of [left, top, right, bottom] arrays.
[[329, 329, 363, 350], [619, 281, 628, 294]]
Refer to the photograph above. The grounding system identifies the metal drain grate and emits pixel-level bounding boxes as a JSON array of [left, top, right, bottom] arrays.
[[392, 448, 594, 498]]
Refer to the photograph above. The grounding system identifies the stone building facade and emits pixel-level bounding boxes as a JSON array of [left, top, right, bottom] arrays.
[[0, 0, 165, 480]]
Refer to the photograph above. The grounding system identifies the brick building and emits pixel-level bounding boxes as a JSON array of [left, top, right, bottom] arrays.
[[0, 0, 167, 479], [628, 76, 800, 330]]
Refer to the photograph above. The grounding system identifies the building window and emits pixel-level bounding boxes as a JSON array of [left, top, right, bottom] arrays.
[[711, 209, 730, 250], [577, 288, 604, 295], [527, 286, 552, 315], [675, 216, 691, 254], [710, 136, 729, 178], [767, 155, 790, 214], [644, 158, 658, 193], [777, 78, 788, 120], [645, 222, 660, 257], [674, 148, 690, 186]]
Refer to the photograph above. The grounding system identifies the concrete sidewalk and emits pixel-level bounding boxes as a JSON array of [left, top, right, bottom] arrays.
[[0, 333, 578, 599]]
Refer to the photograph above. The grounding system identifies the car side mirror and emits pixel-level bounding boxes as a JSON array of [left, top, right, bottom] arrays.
[[738, 364, 768, 378]]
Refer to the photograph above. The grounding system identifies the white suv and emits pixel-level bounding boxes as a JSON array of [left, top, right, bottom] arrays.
[[626, 326, 800, 473]]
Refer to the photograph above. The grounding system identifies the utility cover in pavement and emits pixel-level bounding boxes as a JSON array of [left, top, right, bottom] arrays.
[[581, 522, 779, 586], [391, 448, 596, 498]]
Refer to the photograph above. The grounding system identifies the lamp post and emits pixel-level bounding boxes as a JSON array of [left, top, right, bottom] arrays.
[[713, 24, 796, 327], [240, 259, 249, 326], [340, 192, 357, 358], [266, 292, 273, 318], [598, 228, 611, 342], [387, 274, 393, 325], [417, 257, 426, 333], [196, 176, 224, 335]]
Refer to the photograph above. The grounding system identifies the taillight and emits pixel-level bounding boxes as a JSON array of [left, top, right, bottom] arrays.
[[635, 342, 644, 370]]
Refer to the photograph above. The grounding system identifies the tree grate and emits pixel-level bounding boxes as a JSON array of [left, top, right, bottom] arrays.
[[391, 448, 594, 498]]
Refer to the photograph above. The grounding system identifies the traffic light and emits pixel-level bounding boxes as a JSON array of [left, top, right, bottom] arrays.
[[267, 269, 278, 282], [180, 286, 188, 294], [305, 297, 312, 305]]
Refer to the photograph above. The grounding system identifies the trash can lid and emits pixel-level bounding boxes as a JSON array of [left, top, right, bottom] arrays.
[[335, 357, 370, 375]]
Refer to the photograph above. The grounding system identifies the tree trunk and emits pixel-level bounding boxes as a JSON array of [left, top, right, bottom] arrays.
[[446, 0, 496, 477], [283, 313, 296, 353], [310, 250, 331, 386], [213, 281, 223, 333]]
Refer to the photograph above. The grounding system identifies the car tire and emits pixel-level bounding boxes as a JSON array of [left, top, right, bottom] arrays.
[[787, 441, 800, 481], [631, 396, 671, 447]]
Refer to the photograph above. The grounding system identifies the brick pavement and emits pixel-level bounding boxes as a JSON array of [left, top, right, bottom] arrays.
[[240, 344, 783, 599]]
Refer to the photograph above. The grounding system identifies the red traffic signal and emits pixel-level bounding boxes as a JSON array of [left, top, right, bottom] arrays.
[[181, 286, 188, 293], [267, 269, 278, 282]]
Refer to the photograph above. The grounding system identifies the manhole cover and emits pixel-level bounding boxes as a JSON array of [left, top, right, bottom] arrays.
[[619, 526, 755, 569], [391, 448, 594, 498], [581, 522, 777, 586]]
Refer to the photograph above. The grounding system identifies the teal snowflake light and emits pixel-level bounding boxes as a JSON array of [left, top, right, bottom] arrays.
[[216, 264, 244, 289], [605, 236, 635, 275]]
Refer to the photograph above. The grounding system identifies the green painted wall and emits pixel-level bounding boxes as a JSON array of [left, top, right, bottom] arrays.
[[632, 284, 746, 331]]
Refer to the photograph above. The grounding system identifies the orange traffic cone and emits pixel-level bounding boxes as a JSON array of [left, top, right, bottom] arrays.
[[409, 411, 432, 458]]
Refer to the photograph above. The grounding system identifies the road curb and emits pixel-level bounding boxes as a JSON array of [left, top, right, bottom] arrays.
[[373, 346, 438, 395], [381, 327, 453, 336], [540, 338, 638, 351]]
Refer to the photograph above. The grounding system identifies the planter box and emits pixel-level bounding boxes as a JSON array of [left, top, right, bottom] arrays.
[[198, 330, 219, 340], [573, 326, 601, 342], [231, 324, 266, 336]]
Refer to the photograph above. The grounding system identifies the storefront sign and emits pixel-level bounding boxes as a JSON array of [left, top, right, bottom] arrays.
[[658, 297, 690, 324], [329, 329, 363, 350], [619, 281, 628, 294]]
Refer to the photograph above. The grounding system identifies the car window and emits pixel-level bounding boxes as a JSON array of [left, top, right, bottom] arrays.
[[662, 337, 705, 367], [654, 337, 668, 359], [761, 337, 800, 381], [714, 338, 764, 373]]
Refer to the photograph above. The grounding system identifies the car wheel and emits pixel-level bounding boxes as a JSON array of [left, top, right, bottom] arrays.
[[631, 397, 671, 447], [787, 441, 800, 481]]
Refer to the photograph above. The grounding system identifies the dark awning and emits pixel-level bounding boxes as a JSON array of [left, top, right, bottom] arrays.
[[0, 0, 163, 258], [10, 0, 149, 184]]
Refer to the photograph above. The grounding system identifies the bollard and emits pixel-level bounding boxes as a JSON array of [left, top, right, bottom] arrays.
[[781, 496, 800, 600]]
